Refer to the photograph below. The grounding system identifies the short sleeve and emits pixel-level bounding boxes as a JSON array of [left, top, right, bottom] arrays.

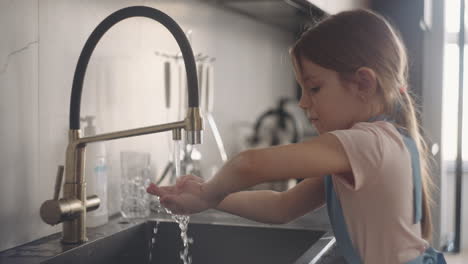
[[329, 122, 388, 191]]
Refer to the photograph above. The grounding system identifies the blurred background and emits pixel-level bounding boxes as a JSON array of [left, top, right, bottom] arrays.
[[0, 0, 466, 262]]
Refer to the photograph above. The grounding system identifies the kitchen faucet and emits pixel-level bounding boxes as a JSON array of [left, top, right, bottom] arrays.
[[39, 6, 203, 244]]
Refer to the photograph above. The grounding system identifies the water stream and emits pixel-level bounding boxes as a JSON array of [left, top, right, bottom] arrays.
[[148, 221, 159, 263], [170, 140, 193, 264], [149, 140, 193, 264]]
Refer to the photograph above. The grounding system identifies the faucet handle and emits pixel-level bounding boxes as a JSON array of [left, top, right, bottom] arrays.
[[40, 165, 67, 225], [53, 165, 64, 200]]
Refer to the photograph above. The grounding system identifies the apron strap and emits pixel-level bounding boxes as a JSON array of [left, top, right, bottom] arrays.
[[325, 175, 363, 264], [401, 136, 423, 224]]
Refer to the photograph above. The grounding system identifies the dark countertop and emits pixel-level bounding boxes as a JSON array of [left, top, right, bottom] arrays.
[[0, 207, 330, 264]]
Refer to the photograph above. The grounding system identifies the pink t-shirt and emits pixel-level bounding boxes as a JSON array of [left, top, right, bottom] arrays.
[[329, 121, 429, 264]]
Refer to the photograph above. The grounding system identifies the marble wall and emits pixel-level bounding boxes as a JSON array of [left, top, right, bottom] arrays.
[[0, 0, 296, 251]]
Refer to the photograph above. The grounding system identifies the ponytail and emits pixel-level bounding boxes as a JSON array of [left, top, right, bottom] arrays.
[[391, 90, 435, 241]]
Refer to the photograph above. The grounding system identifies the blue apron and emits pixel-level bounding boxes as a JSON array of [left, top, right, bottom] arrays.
[[325, 117, 446, 264]]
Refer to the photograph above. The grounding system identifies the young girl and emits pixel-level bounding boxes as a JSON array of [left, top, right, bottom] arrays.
[[147, 9, 447, 264]]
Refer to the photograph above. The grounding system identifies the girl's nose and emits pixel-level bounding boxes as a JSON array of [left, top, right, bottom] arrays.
[[298, 92, 310, 109]]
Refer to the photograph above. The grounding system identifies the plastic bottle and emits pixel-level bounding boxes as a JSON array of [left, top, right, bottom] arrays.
[[81, 116, 108, 227]]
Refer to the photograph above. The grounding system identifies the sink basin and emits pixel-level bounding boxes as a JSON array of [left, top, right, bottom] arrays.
[[1, 209, 337, 264], [154, 221, 325, 264], [42, 220, 326, 264]]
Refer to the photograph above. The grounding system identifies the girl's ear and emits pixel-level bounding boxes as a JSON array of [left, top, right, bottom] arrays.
[[354, 67, 377, 102]]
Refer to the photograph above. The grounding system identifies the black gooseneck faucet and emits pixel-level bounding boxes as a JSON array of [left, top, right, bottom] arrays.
[[40, 6, 203, 244]]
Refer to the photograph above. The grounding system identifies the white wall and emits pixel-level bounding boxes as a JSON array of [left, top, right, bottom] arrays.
[[0, 0, 296, 251], [0, 0, 42, 251]]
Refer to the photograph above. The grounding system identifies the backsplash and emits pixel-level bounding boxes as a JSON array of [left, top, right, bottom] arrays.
[[0, 0, 296, 251]]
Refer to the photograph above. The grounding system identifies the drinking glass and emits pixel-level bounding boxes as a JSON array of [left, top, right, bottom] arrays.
[[120, 151, 151, 218]]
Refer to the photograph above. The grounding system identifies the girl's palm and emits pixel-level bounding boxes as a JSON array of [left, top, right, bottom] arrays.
[[147, 175, 217, 215]]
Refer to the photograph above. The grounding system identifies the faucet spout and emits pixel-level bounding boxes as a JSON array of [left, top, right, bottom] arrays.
[[70, 6, 199, 130], [40, 6, 203, 244]]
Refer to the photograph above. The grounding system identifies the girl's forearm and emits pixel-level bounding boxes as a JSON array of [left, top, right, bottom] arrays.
[[204, 151, 257, 202], [204, 135, 349, 201], [214, 178, 326, 225], [215, 190, 288, 224]]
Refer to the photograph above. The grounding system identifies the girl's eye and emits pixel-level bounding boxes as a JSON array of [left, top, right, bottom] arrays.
[[309, 87, 321, 94]]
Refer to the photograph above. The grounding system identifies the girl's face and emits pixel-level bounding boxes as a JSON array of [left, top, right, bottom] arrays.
[[296, 58, 366, 134]]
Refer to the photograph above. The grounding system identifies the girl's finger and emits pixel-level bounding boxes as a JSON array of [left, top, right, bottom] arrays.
[[146, 183, 158, 195], [176, 175, 191, 187], [182, 179, 203, 194], [147, 183, 177, 197], [176, 174, 203, 188], [177, 176, 204, 190], [187, 174, 204, 182]]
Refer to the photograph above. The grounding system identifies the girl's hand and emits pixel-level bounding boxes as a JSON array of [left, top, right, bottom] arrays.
[[146, 175, 221, 215]]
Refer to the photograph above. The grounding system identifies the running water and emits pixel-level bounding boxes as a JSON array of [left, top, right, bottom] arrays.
[[150, 140, 193, 264], [174, 140, 181, 178], [153, 196, 193, 264], [170, 140, 193, 264], [172, 214, 192, 264], [148, 222, 159, 263]]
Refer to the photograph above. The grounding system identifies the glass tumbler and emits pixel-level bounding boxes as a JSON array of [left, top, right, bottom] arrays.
[[120, 151, 151, 218]]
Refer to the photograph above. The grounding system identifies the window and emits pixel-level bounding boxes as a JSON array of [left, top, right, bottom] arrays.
[[442, 0, 467, 167], [441, 0, 467, 252]]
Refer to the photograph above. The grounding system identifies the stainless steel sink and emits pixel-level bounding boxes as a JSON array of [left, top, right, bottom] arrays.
[[44, 221, 325, 264], [1, 209, 338, 264], [160, 221, 329, 264]]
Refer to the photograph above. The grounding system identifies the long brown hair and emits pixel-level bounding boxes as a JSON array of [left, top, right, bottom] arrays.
[[290, 9, 435, 241]]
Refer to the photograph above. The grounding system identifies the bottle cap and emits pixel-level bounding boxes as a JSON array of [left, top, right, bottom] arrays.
[[80, 116, 96, 136]]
